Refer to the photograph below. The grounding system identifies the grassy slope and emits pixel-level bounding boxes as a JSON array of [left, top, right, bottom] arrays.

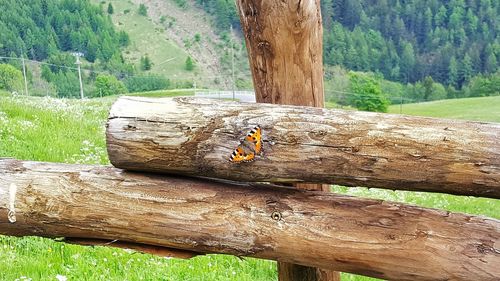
[[95, 0, 196, 80], [388, 95, 500, 123], [0, 94, 498, 280]]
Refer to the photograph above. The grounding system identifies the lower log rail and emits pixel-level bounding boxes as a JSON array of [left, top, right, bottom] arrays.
[[0, 160, 498, 280]]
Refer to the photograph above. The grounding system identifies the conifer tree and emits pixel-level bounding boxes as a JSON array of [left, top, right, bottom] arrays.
[[448, 56, 459, 88], [107, 3, 114, 14], [141, 55, 152, 71], [185, 56, 194, 71]]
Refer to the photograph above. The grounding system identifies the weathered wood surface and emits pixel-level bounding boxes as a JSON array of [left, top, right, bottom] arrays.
[[106, 96, 500, 198], [1, 159, 499, 281], [235, 0, 338, 279], [236, 0, 324, 107]]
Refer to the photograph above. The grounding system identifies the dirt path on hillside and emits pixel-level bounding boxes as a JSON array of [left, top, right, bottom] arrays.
[[133, 0, 229, 87]]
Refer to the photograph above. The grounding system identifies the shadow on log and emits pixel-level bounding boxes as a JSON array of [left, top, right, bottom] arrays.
[[0, 159, 499, 280], [63, 238, 198, 259], [106, 97, 500, 198]]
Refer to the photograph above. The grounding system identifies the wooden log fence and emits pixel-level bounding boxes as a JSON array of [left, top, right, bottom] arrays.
[[1, 159, 499, 281], [106, 96, 500, 198]]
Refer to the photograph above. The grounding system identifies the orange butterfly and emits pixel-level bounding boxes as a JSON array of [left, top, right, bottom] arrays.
[[229, 126, 262, 163]]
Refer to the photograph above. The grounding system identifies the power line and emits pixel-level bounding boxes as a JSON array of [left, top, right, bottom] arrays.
[[0, 55, 229, 81], [0, 55, 420, 103]]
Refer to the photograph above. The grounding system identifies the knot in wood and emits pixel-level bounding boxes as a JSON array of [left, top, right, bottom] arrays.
[[271, 211, 282, 221], [7, 210, 16, 223]]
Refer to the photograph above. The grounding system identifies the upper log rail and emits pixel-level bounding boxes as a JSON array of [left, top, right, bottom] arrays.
[[106, 97, 500, 198], [0, 159, 499, 281]]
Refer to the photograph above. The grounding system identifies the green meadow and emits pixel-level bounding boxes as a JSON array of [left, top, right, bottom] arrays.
[[388, 95, 500, 123], [0, 93, 498, 280]]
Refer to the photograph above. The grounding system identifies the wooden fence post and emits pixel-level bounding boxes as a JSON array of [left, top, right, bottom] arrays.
[[236, 1, 339, 280]]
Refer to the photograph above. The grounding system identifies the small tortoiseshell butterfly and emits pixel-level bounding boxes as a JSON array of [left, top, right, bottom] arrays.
[[229, 125, 262, 163]]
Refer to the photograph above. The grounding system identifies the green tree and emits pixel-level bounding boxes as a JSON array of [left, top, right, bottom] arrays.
[[107, 3, 114, 14], [343, 0, 362, 28], [104, 53, 134, 78], [140, 55, 152, 71], [485, 51, 498, 73], [0, 63, 23, 92], [185, 56, 195, 71], [52, 71, 80, 98], [118, 31, 130, 47], [138, 4, 147, 16], [85, 37, 99, 62], [325, 23, 346, 65], [466, 73, 500, 97], [94, 74, 127, 97], [429, 82, 447, 101], [465, 8, 478, 35], [347, 72, 389, 112], [422, 8, 433, 46], [459, 54, 473, 86], [345, 46, 359, 70], [422, 76, 434, 101], [124, 75, 171, 92], [434, 5, 447, 27], [194, 33, 201, 43], [400, 42, 415, 82], [448, 56, 459, 88], [320, 0, 334, 29], [173, 0, 187, 8]]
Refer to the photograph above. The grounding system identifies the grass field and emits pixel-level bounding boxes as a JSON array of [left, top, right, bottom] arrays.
[[126, 88, 196, 98], [0, 93, 498, 280], [388, 95, 500, 122]]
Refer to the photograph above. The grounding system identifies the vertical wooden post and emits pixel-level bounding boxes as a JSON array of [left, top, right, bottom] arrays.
[[236, 1, 340, 280]]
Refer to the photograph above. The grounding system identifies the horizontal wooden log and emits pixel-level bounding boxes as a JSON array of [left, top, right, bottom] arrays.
[[0, 159, 499, 281], [106, 97, 500, 198]]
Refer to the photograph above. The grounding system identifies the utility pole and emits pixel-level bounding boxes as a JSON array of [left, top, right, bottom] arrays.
[[230, 25, 235, 101], [73, 52, 84, 99], [21, 54, 28, 96]]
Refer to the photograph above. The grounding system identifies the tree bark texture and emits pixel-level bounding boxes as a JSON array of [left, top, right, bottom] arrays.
[[106, 97, 500, 198], [236, 0, 324, 106], [0, 159, 498, 281], [235, 0, 335, 279]]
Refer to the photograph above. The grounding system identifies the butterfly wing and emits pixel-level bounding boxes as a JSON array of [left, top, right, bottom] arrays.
[[244, 125, 262, 154], [230, 126, 262, 163], [242, 151, 255, 162], [229, 147, 246, 163], [229, 147, 256, 163]]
